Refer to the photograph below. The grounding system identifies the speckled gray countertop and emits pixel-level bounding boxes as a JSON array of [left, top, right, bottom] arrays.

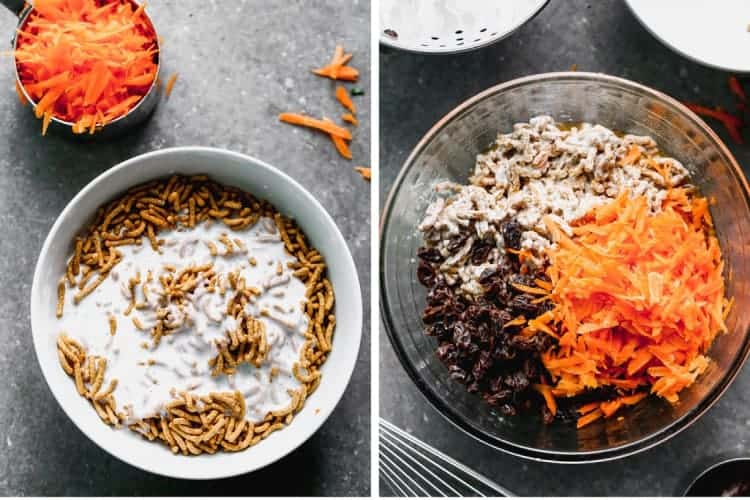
[[0, 0, 370, 496], [380, 0, 750, 496]]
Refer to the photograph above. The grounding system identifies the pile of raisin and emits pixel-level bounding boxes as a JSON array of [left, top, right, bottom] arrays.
[[417, 220, 561, 422]]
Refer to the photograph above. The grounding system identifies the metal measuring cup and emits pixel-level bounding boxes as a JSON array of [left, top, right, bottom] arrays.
[[1, 0, 161, 138]]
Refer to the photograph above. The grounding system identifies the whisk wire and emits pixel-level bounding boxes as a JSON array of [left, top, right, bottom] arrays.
[[381, 428, 463, 496], [379, 419, 513, 497], [380, 447, 431, 496], [380, 456, 417, 497]]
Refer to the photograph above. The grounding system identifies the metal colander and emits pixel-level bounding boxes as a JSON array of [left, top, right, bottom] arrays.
[[379, 0, 549, 54]]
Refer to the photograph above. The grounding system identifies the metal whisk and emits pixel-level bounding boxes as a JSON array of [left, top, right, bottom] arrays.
[[379, 419, 514, 497]]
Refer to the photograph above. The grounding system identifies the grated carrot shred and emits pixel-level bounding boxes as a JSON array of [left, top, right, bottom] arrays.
[[619, 145, 641, 166], [321, 117, 352, 160], [511, 282, 550, 296], [534, 279, 553, 291], [577, 402, 600, 415], [14, 0, 159, 134], [503, 316, 527, 328], [533, 384, 557, 416], [354, 166, 370, 181], [342, 113, 358, 126], [335, 85, 356, 113], [279, 112, 352, 140], [728, 76, 746, 102], [506, 247, 534, 263], [581, 392, 647, 424], [577, 409, 603, 429], [41, 110, 52, 136], [537, 189, 729, 406], [330, 134, 352, 160], [685, 102, 744, 144], [312, 44, 359, 82], [165, 72, 178, 97]]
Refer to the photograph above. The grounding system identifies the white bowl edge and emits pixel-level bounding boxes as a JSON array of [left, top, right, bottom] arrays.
[[30, 147, 364, 480]]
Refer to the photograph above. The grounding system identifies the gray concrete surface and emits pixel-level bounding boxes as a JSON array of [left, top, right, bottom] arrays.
[[0, 0, 370, 496], [380, 0, 750, 496]]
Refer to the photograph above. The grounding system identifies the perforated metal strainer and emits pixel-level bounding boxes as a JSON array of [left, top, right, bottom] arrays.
[[380, 0, 549, 54]]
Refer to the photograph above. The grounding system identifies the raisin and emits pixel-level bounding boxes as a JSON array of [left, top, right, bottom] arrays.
[[436, 342, 458, 364], [421, 304, 445, 324], [452, 322, 472, 350], [478, 267, 499, 284], [416, 218, 579, 425], [508, 294, 543, 316], [470, 237, 495, 265], [502, 220, 523, 250], [466, 381, 481, 394], [492, 343, 516, 361], [447, 232, 469, 252], [472, 351, 493, 380], [448, 365, 468, 383], [499, 404, 517, 416], [504, 371, 529, 391], [485, 390, 513, 406], [417, 260, 436, 287], [417, 246, 443, 263]]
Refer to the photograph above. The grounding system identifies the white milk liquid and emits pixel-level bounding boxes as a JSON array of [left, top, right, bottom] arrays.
[[58, 217, 309, 424]]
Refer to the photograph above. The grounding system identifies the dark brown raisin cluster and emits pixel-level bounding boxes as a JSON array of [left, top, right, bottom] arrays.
[[417, 220, 566, 423]]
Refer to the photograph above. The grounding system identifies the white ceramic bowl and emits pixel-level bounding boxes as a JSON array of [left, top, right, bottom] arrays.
[[30, 147, 363, 479]]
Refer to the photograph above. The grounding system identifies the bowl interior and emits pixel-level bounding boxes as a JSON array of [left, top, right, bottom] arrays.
[[381, 73, 750, 461], [31, 147, 362, 479], [13, 0, 161, 135]]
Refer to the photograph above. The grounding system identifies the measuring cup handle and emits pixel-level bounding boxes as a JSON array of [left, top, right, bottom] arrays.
[[1, 0, 28, 15]]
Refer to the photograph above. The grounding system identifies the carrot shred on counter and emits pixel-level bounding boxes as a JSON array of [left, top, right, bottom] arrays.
[[342, 113, 358, 126], [313, 65, 359, 82], [336, 85, 356, 113], [322, 118, 352, 160], [14, 0, 159, 135], [685, 103, 744, 144], [312, 44, 359, 82], [331, 135, 352, 159], [354, 166, 371, 181], [278, 112, 352, 140], [41, 110, 53, 135], [729, 76, 747, 102], [165, 73, 178, 97], [536, 189, 729, 406]]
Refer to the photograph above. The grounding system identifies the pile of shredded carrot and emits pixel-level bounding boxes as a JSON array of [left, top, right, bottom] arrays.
[[278, 44, 369, 181], [525, 188, 730, 426], [14, 0, 159, 135]]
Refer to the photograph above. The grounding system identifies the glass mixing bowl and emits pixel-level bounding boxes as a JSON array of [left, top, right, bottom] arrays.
[[380, 72, 750, 462]]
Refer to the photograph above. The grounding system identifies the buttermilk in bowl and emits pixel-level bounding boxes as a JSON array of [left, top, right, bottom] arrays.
[[55, 175, 335, 454]]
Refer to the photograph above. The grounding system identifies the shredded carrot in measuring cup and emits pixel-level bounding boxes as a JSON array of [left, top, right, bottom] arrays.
[[14, 0, 159, 135]]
